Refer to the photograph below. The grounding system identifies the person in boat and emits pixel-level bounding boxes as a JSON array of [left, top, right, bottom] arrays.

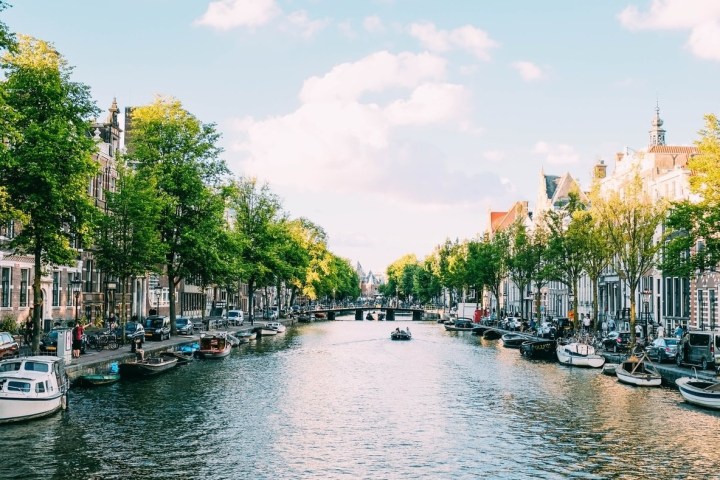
[[395, 328, 401, 333]]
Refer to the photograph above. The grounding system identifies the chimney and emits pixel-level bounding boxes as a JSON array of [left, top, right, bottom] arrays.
[[594, 159, 607, 179]]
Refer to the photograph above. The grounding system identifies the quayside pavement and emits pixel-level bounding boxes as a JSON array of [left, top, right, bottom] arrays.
[[55, 319, 295, 382]]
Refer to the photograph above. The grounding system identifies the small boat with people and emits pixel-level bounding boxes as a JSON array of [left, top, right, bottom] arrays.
[[76, 362, 121, 387], [0, 356, 69, 423], [119, 356, 178, 378], [556, 342, 605, 368], [615, 353, 662, 387], [391, 328, 412, 340], [519, 339, 557, 359], [676, 376, 720, 410], [197, 332, 232, 359]]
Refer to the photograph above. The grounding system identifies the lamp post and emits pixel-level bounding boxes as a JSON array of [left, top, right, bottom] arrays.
[[106, 281, 116, 327], [641, 289, 651, 340], [153, 285, 162, 315], [71, 275, 82, 322]]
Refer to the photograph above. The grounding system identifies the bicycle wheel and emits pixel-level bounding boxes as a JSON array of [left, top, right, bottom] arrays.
[[108, 338, 119, 350], [95, 341, 104, 352]]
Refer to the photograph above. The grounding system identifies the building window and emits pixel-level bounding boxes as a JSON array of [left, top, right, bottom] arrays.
[[85, 260, 93, 292], [698, 290, 705, 330], [711, 290, 717, 330], [52, 272, 60, 307], [1, 267, 10, 308], [19, 269, 28, 307]]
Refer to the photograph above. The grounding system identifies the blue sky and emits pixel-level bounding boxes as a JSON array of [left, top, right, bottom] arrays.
[[5, 1, 720, 273]]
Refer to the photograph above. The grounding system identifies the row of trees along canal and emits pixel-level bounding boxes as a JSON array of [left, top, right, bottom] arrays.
[[381, 114, 720, 349], [0, 25, 360, 352]]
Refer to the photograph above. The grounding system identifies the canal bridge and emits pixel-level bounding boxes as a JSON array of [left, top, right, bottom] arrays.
[[303, 306, 425, 321]]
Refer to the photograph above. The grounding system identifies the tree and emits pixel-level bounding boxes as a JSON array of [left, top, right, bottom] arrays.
[[474, 232, 510, 316], [126, 96, 227, 334], [226, 177, 285, 325], [593, 172, 667, 346], [0, 36, 99, 352], [506, 221, 535, 321], [413, 258, 442, 305], [94, 162, 165, 335], [576, 206, 612, 330]]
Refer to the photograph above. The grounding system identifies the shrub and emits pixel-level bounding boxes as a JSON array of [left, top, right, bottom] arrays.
[[0, 314, 19, 334]]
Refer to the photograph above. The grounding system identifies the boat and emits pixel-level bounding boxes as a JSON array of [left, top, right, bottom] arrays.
[[615, 354, 662, 387], [472, 325, 490, 336], [298, 314, 313, 323], [519, 339, 557, 360], [602, 363, 619, 376], [264, 322, 286, 334], [501, 333, 533, 348], [445, 318, 475, 332], [391, 329, 412, 341], [198, 332, 232, 358], [556, 342, 605, 368], [160, 350, 194, 365], [119, 356, 178, 377], [676, 377, 720, 409], [0, 356, 69, 424], [180, 342, 200, 355], [76, 362, 121, 387], [483, 329, 502, 340], [226, 333, 248, 347]]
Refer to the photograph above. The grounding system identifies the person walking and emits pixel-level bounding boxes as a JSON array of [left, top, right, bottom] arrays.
[[674, 324, 683, 338]]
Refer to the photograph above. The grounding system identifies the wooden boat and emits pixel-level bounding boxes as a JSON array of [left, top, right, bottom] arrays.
[[119, 356, 178, 378], [501, 333, 533, 348], [520, 339, 557, 359], [616, 354, 661, 387], [445, 318, 474, 332], [676, 377, 720, 409], [391, 329, 412, 341], [264, 322, 286, 333], [0, 356, 69, 423], [160, 350, 194, 365], [76, 373, 121, 387], [198, 333, 232, 358], [472, 325, 490, 336], [483, 329, 502, 340], [556, 342, 605, 368]]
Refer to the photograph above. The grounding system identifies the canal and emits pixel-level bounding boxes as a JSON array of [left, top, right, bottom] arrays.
[[3, 318, 719, 479]]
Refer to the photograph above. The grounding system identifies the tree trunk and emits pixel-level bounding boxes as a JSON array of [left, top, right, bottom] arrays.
[[31, 245, 42, 355], [248, 278, 255, 325], [168, 263, 178, 336], [591, 278, 599, 332]]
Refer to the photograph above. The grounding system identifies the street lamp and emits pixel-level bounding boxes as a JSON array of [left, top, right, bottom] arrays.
[[153, 285, 162, 315], [71, 275, 82, 322], [641, 289, 651, 339], [106, 281, 116, 326]]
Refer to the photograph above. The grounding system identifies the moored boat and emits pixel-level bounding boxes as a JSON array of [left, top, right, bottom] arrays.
[[519, 339, 557, 359], [264, 322, 286, 334], [616, 354, 662, 387], [602, 363, 619, 376], [198, 332, 232, 358], [445, 318, 474, 332], [676, 377, 720, 409], [160, 350, 194, 365], [556, 342, 605, 368], [119, 356, 178, 378], [0, 356, 69, 424], [483, 329, 502, 340], [76, 362, 121, 387], [502, 333, 533, 348]]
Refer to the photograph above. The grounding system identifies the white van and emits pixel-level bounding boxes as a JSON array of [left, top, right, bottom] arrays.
[[227, 310, 244, 326]]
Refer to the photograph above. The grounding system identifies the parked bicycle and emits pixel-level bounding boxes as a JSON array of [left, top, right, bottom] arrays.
[[87, 331, 119, 351]]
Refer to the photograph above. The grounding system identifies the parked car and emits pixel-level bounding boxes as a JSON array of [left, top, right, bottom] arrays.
[[602, 331, 632, 353], [676, 331, 720, 370], [175, 316, 194, 335], [262, 308, 278, 320], [646, 337, 679, 363], [40, 328, 86, 354], [143, 315, 171, 341], [0, 331, 19, 359], [227, 310, 244, 326], [121, 321, 145, 342]]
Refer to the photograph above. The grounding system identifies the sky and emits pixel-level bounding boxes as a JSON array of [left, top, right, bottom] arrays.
[[5, 0, 720, 274]]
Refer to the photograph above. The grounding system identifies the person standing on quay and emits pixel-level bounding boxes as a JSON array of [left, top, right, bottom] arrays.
[[72, 321, 84, 358]]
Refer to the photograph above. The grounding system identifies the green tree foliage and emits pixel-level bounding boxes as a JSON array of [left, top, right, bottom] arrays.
[[506, 221, 536, 320], [0, 36, 99, 351], [593, 172, 667, 345], [126, 96, 227, 333], [663, 114, 720, 276], [385, 254, 420, 301], [94, 162, 165, 327], [470, 232, 509, 313], [413, 258, 442, 305]]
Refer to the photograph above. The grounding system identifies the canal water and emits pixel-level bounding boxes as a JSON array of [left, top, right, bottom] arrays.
[[3, 318, 720, 479]]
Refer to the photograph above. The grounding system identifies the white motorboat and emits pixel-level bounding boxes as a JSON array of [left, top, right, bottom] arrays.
[[556, 342, 605, 368], [676, 377, 720, 409], [615, 354, 662, 387], [0, 356, 69, 424], [264, 322, 286, 334]]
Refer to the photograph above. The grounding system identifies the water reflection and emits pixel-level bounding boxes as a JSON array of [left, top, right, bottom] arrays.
[[1, 319, 719, 479]]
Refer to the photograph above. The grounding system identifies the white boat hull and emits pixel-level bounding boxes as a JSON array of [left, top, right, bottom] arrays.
[[0, 394, 65, 423], [616, 369, 662, 387], [0, 355, 68, 423], [556, 343, 605, 368], [676, 377, 720, 409]]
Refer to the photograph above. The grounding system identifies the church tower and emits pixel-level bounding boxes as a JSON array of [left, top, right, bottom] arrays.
[[649, 104, 666, 147]]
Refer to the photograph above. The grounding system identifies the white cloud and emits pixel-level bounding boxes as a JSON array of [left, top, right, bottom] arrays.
[[337, 21, 356, 38], [408, 22, 499, 60], [195, 0, 281, 30], [285, 10, 329, 38], [618, 1, 720, 61], [533, 141, 580, 165], [363, 15, 385, 33], [228, 51, 507, 207], [511, 61, 544, 81], [483, 150, 505, 163]]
